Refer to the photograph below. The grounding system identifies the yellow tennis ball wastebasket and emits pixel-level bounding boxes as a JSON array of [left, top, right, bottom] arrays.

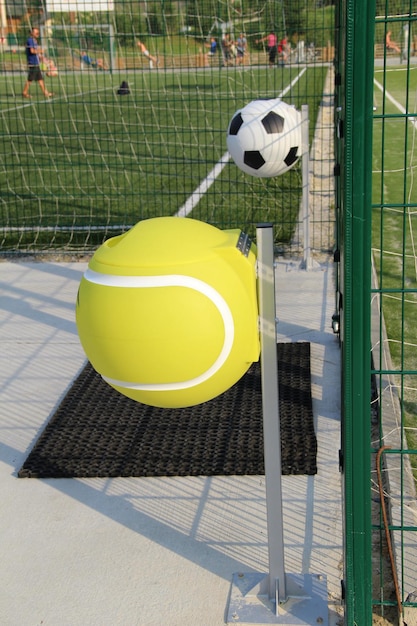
[[76, 217, 260, 408]]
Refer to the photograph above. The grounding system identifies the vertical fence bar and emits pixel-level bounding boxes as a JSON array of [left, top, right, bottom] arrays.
[[340, 0, 376, 623]]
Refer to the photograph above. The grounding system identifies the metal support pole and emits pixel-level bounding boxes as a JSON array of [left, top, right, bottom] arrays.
[[301, 105, 312, 270], [226, 223, 328, 624], [257, 223, 286, 606]]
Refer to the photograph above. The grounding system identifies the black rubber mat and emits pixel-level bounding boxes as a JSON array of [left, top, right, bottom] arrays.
[[19, 342, 317, 479]]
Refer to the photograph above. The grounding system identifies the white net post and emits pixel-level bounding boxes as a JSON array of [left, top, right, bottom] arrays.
[[301, 104, 312, 270]]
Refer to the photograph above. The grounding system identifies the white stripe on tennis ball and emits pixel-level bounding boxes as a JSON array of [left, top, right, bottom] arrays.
[[83, 269, 235, 391]]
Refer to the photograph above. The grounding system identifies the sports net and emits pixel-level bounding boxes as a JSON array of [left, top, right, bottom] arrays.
[[39, 24, 115, 71], [0, 0, 335, 254]]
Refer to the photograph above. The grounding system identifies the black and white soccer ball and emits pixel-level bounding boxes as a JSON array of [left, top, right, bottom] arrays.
[[227, 98, 302, 178]]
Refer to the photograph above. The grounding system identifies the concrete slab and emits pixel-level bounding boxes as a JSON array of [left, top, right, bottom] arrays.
[[0, 258, 343, 626]]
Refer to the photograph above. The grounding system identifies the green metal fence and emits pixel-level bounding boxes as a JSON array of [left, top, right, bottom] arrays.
[[335, 0, 375, 620], [336, 0, 417, 624]]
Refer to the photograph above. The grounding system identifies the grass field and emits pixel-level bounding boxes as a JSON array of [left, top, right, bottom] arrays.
[[373, 65, 417, 468], [0, 64, 327, 250]]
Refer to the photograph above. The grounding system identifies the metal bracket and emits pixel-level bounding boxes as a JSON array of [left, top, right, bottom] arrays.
[[227, 572, 328, 624]]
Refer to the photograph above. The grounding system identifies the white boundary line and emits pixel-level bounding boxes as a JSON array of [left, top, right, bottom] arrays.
[[174, 152, 232, 218], [174, 67, 308, 218], [374, 77, 417, 128]]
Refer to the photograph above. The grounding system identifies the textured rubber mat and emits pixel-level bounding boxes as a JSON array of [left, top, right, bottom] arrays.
[[19, 342, 317, 479]]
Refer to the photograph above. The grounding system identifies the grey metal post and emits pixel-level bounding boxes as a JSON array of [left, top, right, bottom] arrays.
[[226, 223, 328, 624], [256, 223, 286, 606], [301, 104, 312, 270]]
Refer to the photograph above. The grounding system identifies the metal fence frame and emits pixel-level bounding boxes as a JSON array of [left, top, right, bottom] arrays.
[[336, 1, 417, 623]]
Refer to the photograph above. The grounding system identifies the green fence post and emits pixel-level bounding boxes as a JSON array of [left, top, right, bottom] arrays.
[[340, 0, 376, 624]]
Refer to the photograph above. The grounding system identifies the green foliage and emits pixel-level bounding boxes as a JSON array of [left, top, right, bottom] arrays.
[[113, 9, 146, 45], [375, 0, 406, 15], [14, 1, 336, 48], [303, 5, 335, 46], [158, 1, 179, 35], [184, 0, 216, 36], [283, 0, 305, 36]]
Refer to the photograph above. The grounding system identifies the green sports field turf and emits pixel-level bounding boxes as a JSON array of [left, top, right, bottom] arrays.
[[372, 65, 417, 300], [372, 65, 417, 456], [0, 65, 326, 250]]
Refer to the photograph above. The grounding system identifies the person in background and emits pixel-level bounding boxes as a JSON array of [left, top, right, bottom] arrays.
[[256, 31, 277, 67], [41, 54, 58, 77], [80, 51, 108, 70], [80, 50, 94, 66], [22, 27, 54, 98], [137, 40, 159, 68], [385, 30, 401, 53], [205, 37, 217, 66], [278, 35, 289, 66], [236, 33, 247, 66], [206, 37, 217, 56], [221, 33, 233, 66]]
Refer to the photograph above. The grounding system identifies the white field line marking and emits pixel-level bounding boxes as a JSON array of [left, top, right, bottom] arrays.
[[175, 152, 231, 218], [0, 87, 110, 115], [374, 78, 417, 128], [374, 77, 417, 281], [174, 67, 308, 218]]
